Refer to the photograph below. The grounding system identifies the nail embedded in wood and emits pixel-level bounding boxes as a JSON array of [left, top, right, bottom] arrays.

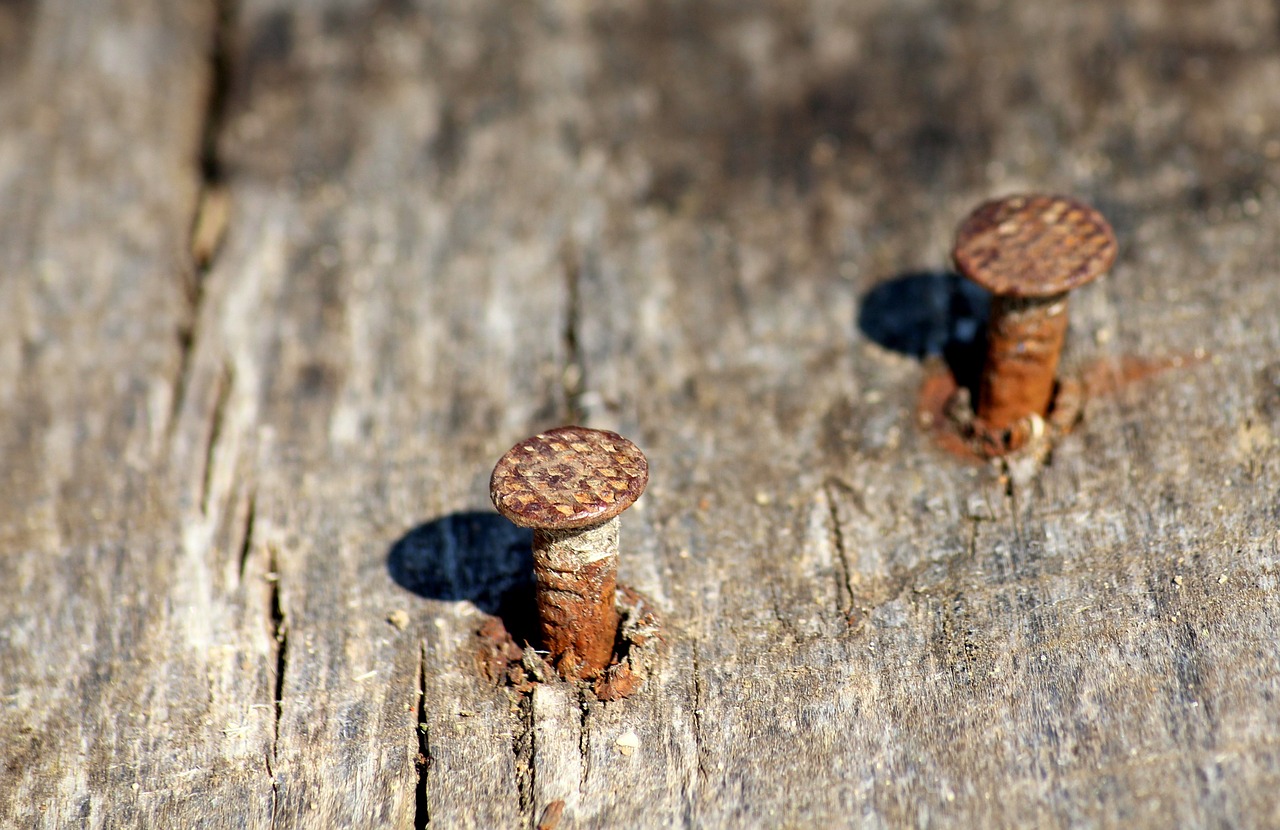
[[952, 194, 1117, 444], [490, 425, 649, 681]]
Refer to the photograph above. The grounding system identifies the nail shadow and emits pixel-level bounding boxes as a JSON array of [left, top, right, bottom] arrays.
[[387, 511, 539, 645], [857, 270, 990, 396]]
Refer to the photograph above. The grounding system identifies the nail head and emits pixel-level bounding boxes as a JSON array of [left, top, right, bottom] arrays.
[[491, 426, 649, 530], [953, 194, 1118, 297]]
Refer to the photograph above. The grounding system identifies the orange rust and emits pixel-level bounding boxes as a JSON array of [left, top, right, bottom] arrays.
[[532, 545, 619, 680], [919, 352, 1207, 461], [592, 585, 663, 702], [918, 367, 1058, 459], [476, 617, 532, 691], [1081, 353, 1208, 398], [977, 294, 1070, 430], [475, 583, 661, 701], [917, 367, 986, 463]]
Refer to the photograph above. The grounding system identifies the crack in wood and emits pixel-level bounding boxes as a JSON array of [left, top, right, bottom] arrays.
[[689, 640, 709, 812], [168, 317, 201, 446], [824, 477, 919, 627], [200, 0, 235, 188], [724, 230, 752, 329], [513, 692, 535, 822], [559, 239, 586, 424], [822, 480, 1001, 626], [267, 541, 287, 821], [237, 488, 256, 585], [169, 0, 237, 444], [199, 362, 234, 517], [414, 643, 430, 830], [576, 685, 590, 790], [1008, 479, 1025, 548], [822, 480, 856, 623]]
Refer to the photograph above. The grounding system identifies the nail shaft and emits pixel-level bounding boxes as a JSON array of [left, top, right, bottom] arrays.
[[979, 293, 1070, 430], [533, 520, 620, 679]]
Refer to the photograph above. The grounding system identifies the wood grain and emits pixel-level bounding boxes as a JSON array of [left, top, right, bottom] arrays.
[[3, 0, 1280, 827]]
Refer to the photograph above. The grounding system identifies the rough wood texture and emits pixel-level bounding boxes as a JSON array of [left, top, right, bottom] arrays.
[[3, 0, 1280, 827]]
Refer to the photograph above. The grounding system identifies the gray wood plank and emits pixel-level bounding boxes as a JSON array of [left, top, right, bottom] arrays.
[[0, 0, 280, 827], [4, 0, 1280, 827], [188, 0, 580, 823]]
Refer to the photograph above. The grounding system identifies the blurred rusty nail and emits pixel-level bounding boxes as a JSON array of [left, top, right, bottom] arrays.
[[490, 425, 649, 681], [953, 194, 1118, 439], [537, 799, 566, 830]]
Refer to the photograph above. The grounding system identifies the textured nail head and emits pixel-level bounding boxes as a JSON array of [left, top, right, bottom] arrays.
[[953, 194, 1117, 297], [490, 426, 649, 530]]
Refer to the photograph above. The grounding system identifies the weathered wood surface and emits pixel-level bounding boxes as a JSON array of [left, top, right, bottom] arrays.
[[3, 0, 1280, 826]]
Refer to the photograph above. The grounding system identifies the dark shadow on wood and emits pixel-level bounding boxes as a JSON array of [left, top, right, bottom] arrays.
[[387, 512, 538, 645], [858, 270, 990, 397]]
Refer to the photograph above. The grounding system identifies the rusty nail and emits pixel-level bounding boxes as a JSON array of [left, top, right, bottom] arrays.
[[490, 426, 649, 681], [537, 800, 566, 830], [952, 194, 1117, 438]]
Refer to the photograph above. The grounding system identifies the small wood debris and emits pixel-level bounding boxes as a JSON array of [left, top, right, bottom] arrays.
[[615, 730, 640, 757]]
